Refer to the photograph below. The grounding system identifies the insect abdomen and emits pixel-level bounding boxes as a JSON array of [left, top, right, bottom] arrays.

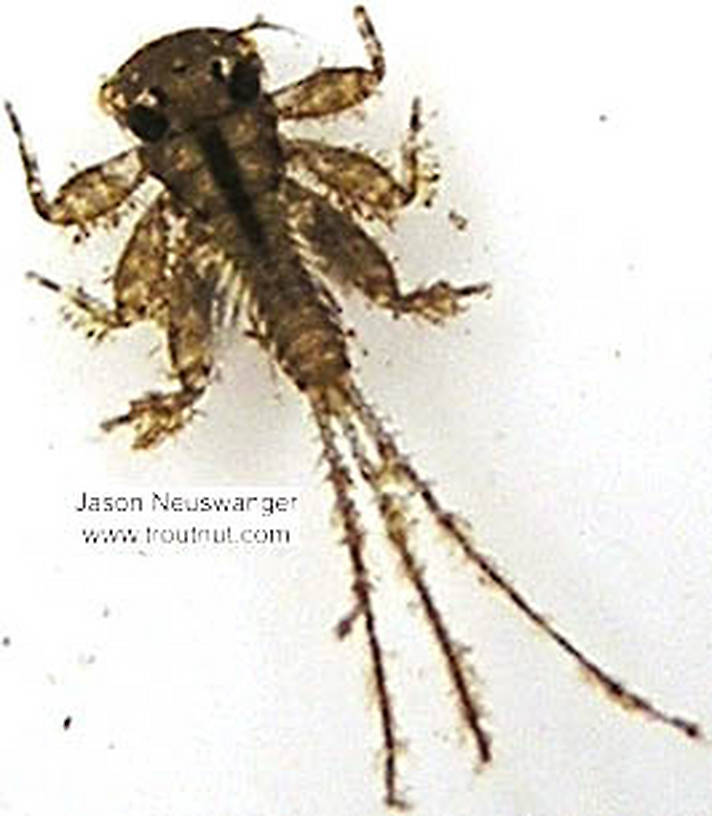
[[249, 260, 350, 390]]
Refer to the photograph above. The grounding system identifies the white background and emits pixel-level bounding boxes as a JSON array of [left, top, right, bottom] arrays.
[[1, 1, 711, 814]]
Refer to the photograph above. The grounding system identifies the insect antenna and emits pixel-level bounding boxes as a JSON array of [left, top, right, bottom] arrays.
[[232, 17, 300, 40]]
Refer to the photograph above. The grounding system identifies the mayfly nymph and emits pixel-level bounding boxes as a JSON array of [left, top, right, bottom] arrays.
[[6, 6, 701, 807]]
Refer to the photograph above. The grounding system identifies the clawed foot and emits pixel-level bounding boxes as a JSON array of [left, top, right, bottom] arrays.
[[101, 389, 200, 449], [395, 280, 492, 323]]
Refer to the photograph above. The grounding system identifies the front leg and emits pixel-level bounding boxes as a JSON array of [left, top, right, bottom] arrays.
[[5, 101, 147, 234], [271, 6, 385, 119]]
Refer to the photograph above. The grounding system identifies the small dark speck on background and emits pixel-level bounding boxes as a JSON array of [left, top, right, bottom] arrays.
[[63, 716, 72, 731], [1, 636, 10, 647], [448, 209, 469, 231], [599, 113, 608, 122]]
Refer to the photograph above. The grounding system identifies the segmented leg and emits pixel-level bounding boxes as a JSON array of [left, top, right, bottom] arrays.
[[101, 234, 216, 449], [342, 379, 703, 740], [111, 192, 173, 327], [287, 180, 491, 322], [310, 391, 405, 808], [27, 271, 127, 342], [27, 193, 172, 341], [5, 101, 146, 234], [287, 98, 434, 224], [271, 6, 384, 119]]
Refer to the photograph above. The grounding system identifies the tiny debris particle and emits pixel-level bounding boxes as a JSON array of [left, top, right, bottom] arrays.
[[448, 209, 468, 231], [599, 113, 608, 122], [63, 716, 72, 730], [1, 636, 10, 647]]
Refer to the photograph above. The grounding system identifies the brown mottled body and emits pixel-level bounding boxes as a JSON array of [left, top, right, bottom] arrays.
[[7, 5, 702, 808], [100, 27, 351, 393]]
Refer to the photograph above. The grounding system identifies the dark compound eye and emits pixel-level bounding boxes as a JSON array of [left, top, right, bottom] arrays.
[[126, 104, 169, 142], [227, 59, 261, 104]]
